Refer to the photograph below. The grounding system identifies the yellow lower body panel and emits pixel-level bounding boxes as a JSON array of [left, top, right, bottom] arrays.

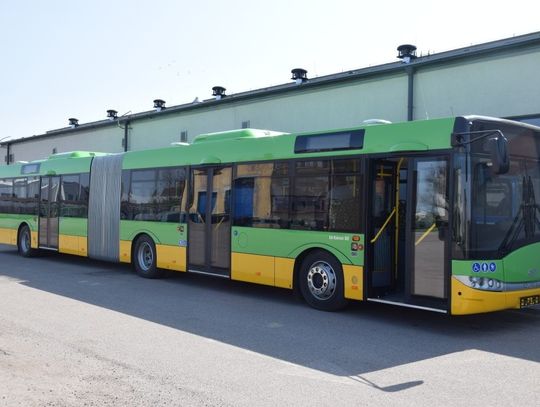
[[0, 227, 17, 246], [275, 257, 294, 289], [59, 235, 88, 257], [232, 252, 275, 286], [343, 265, 363, 300], [31, 231, 38, 249], [156, 245, 186, 272], [119, 240, 132, 263], [451, 276, 540, 315]]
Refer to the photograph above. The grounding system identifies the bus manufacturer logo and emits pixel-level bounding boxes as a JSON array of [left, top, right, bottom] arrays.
[[528, 268, 539, 277]]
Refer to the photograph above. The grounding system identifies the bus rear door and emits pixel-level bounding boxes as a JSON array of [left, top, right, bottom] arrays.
[[39, 176, 60, 250], [188, 166, 232, 277]]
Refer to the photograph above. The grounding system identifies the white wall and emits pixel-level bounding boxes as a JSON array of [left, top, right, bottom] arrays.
[[414, 48, 540, 120], [0, 145, 7, 165], [9, 125, 124, 163], [129, 73, 408, 151]]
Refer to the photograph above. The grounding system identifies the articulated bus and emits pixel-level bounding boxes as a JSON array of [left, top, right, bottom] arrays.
[[1, 116, 539, 314]]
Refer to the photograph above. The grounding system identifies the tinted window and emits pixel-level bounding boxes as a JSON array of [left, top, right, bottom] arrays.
[[0, 178, 13, 213], [233, 159, 362, 232], [131, 169, 158, 221], [60, 174, 89, 218], [156, 168, 186, 222], [234, 163, 290, 228], [122, 167, 186, 222], [26, 177, 40, 215]]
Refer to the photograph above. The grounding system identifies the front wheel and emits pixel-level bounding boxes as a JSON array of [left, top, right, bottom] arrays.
[[133, 235, 163, 279], [18, 225, 37, 257], [299, 251, 348, 311]]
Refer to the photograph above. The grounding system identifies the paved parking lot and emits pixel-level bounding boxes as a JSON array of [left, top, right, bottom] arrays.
[[1, 244, 539, 406]]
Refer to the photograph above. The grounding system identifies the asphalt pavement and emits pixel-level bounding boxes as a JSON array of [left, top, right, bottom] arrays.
[[1, 245, 539, 406]]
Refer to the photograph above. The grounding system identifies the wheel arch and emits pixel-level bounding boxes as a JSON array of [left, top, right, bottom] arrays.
[[292, 246, 344, 293], [130, 232, 157, 261]]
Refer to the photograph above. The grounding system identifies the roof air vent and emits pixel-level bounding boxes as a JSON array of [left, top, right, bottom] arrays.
[[291, 68, 308, 84], [397, 44, 417, 64], [153, 99, 166, 111], [212, 86, 226, 100], [107, 109, 118, 120], [68, 118, 79, 128]]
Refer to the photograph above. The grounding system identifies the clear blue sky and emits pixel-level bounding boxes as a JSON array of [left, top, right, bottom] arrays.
[[1, 0, 538, 141]]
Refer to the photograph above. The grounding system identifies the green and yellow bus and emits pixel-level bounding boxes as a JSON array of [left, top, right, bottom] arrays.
[[1, 116, 539, 314]]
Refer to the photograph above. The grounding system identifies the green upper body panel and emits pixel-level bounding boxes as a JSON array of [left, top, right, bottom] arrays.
[[452, 242, 540, 283], [231, 227, 364, 266], [122, 118, 456, 170], [0, 119, 455, 175], [0, 152, 106, 178]]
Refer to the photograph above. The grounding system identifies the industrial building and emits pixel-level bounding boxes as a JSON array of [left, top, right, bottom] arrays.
[[1, 31, 539, 164]]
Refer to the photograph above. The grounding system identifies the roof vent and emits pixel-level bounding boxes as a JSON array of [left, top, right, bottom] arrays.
[[212, 86, 226, 100], [291, 68, 308, 84], [153, 99, 166, 111], [107, 109, 118, 120], [68, 118, 79, 128], [362, 119, 392, 125], [397, 44, 417, 63]]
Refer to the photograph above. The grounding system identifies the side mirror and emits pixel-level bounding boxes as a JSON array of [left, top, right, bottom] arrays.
[[490, 135, 509, 174]]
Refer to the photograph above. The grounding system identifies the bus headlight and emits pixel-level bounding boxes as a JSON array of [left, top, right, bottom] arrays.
[[455, 275, 504, 292]]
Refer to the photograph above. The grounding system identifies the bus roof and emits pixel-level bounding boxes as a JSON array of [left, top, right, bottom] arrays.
[[122, 117, 457, 170], [0, 117, 460, 175]]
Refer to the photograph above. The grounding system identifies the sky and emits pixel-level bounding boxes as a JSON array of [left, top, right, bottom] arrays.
[[0, 0, 539, 142]]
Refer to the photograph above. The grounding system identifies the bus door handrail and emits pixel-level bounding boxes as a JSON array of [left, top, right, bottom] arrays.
[[414, 222, 437, 246], [370, 207, 396, 244]]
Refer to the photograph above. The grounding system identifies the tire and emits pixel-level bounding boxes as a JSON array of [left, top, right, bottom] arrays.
[[18, 225, 37, 257], [133, 235, 163, 279], [299, 250, 348, 311]]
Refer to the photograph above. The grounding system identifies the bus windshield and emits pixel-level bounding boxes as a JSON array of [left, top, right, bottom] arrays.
[[466, 121, 540, 258]]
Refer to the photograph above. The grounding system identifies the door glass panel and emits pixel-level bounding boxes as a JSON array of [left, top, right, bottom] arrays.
[[210, 167, 231, 269], [412, 159, 448, 298], [371, 163, 395, 287], [188, 169, 208, 267], [39, 177, 49, 246], [49, 177, 60, 248]]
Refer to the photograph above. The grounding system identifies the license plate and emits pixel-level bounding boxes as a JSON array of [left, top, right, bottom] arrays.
[[520, 295, 540, 308]]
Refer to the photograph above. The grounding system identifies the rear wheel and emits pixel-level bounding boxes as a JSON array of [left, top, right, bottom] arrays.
[[18, 225, 37, 257], [299, 250, 348, 311], [133, 235, 163, 278]]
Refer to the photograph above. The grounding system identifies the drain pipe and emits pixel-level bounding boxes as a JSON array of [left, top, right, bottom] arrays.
[[406, 65, 415, 121], [123, 120, 130, 152]]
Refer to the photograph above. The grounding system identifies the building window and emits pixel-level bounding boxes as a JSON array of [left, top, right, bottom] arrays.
[[241, 120, 250, 129], [180, 130, 188, 143]]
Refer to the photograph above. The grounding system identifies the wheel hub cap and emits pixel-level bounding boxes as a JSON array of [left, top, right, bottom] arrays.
[[307, 261, 337, 300]]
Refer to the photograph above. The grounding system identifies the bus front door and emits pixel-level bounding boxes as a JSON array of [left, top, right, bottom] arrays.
[[369, 160, 399, 295], [188, 166, 232, 277], [368, 156, 449, 311], [39, 176, 60, 250]]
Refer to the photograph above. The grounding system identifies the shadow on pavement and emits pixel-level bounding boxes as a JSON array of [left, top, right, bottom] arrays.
[[1, 245, 539, 381]]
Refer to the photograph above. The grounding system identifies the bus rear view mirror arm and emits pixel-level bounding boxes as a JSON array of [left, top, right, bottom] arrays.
[[452, 129, 509, 175]]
